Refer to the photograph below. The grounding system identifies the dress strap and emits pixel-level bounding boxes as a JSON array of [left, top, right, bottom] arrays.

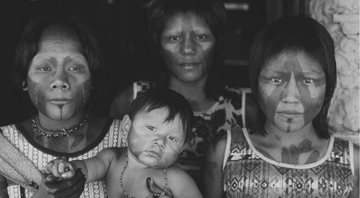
[[349, 141, 355, 175], [223, 130, 231, 170]]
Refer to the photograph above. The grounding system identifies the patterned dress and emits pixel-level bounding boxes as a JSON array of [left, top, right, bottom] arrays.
[[223, 129, 354, 198], [132, 81, 249, 183], [0, 119, 128, 198]]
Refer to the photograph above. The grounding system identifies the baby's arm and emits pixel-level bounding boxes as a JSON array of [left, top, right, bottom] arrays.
[[44, 148, 121, 183], [166, 166, 203, 198], [77, 148, 120, 182]]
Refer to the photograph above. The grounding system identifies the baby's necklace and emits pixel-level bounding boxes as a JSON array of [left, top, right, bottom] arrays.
[[119, 154, 168, 198]]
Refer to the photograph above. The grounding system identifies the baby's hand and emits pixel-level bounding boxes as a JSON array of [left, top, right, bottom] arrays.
[[44, 158, 75, 180]]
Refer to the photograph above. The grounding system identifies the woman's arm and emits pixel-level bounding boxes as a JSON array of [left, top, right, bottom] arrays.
[[31, 169, 86, 198], [201, 134, 227, 198], [109, 85, 134, 119]]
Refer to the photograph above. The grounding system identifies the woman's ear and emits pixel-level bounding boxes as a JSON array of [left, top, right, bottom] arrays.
[[121, 114, 132, 134], [21, 81, 28, 91]]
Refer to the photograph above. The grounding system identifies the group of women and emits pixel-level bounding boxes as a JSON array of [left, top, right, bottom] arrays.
[[0, 0, 358, 197]]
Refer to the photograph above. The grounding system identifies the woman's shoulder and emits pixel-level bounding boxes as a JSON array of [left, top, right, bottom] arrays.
[[0, 123, 16, 134], [0, 118, 31, 138], [166, 165, 203, 197]]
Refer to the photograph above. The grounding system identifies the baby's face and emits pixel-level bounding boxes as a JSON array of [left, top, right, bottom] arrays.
[[127, 107, 186, 168]]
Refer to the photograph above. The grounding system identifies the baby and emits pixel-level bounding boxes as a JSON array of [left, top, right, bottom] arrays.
[[45, 88, 203, 198]]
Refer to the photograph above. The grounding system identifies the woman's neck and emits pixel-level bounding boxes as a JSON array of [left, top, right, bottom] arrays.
[[169, 77, 215, 111], [250, 121, 329, 164], [263, 121, 319, 147], [38, 111, 87, 130]]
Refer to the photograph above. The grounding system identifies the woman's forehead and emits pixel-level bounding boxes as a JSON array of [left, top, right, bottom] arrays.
[[40, 25, 80, 44], [262, 51, 324, 74]]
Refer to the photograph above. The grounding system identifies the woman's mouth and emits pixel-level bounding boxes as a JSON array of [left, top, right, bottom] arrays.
[[179, 62, 200, 67]]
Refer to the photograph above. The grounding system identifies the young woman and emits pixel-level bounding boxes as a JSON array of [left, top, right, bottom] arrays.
[[203, 16, 359, 198], [0, 16, 126, 198], [109, 0, 253, 187]]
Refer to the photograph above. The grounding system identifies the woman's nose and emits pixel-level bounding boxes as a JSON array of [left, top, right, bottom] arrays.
[[180, 37, 196, 55], [282, 73, 300, 103], [50, 69, 70, 90]]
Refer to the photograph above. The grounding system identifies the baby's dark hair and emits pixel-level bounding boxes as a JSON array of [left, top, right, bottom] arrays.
[[128, 88, 193, 143]]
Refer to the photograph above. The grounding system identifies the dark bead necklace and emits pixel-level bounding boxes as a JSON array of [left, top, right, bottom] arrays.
[[32, 114, 88, 138]]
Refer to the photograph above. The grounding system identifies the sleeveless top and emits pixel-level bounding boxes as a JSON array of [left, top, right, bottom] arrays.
[[0, 119, 128, 198], [223, 129, 355, 198], [133, 81, 249, 183]]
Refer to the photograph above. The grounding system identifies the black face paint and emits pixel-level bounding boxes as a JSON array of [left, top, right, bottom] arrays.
[[286, 118, 292, 133]]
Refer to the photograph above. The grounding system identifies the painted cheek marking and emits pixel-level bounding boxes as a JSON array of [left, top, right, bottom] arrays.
[[308, 84, 325, 101], [259, 79, 276, 97]]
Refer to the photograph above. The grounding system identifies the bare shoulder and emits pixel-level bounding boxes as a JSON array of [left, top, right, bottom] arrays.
[[96, 147, 126, 161], [208, 131, 227, 158], [166, 165, 203, 198]]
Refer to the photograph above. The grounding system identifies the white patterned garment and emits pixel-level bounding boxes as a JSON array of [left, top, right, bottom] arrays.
[[0, 119, 128, 198]]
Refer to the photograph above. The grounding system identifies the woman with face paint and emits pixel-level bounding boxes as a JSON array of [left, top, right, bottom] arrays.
[[109, 0, 254, 190], [0, 16, 126, 198], [203, 16, 359, 198]]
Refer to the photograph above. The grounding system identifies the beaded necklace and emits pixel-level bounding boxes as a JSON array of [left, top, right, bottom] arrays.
[[119, 153, 168, 198], [32, 114, 88, 138]]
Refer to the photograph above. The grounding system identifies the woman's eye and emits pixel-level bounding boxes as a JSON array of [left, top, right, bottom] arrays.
[[303, 78, 314, 84], [146, 126, 156, 132], [37, 66, 51, 71], [270, 77, 283, 84], [68, 66, 80, 71], [196, 34, 208, 40], [168, 136, 179, 143], [168, 36, 180, 42]]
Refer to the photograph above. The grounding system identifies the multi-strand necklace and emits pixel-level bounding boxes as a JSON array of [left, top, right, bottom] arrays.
[[32, 114, 88, 138], [119, 153, 168, 198]]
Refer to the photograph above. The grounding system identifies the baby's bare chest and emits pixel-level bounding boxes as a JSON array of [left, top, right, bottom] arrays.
[[105, 162, 167, 198]]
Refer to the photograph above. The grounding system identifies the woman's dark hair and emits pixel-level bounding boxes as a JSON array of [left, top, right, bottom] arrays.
[[147, 0, 228, 99], [249, 16, 336, 139], [12, 16, 104, 116], [128, 88, 193, 144]]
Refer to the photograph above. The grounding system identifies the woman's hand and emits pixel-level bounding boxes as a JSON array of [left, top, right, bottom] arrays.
[[31, 169, 85, 198], [146, 177, 173, 198], [44, 158, 75, 180]]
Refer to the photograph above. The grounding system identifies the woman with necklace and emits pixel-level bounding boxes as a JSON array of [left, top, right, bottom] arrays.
[[0, 16, 126, 198], [202, 16, 359, 198]]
